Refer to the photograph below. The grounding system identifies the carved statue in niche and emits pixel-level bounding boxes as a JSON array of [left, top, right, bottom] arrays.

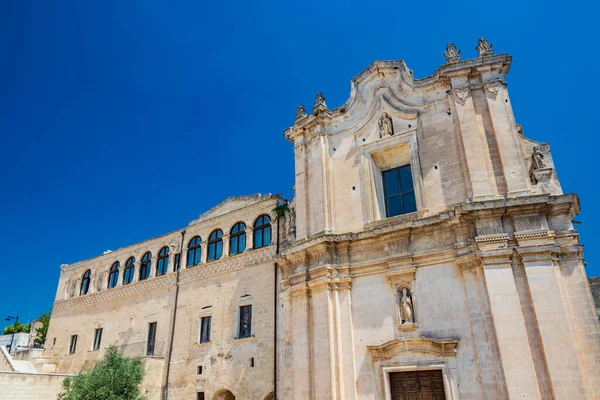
[[378, 112, 394, 138], [398, 287, 415, 324], [531, 146, 546, 170]]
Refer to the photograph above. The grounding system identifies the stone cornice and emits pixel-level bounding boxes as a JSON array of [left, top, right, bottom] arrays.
[[367, 337, 459, 361]]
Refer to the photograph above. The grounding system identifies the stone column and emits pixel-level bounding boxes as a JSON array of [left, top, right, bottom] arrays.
[[479, 245, 541, 398], [246, 227, 254, 251], [332, 274, 357, 400], [448, 76, 495, 200], [200, 242, 208, 264], [479, 72, 530, 196], [293, 137, 309, 239], [149, 256, 158, 278], [517, 242, 585, 398], [222, 234, 230, 258], [131, 261, 141, 283]]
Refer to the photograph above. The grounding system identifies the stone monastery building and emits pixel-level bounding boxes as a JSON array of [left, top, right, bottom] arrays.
[[43, 39, 600, 399]]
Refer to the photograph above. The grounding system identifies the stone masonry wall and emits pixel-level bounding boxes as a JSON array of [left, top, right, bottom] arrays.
[[0, 371, 70, 400]]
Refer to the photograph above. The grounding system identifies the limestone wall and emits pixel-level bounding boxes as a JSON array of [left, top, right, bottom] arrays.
[[0, 371, 69, 400], [590, 277, 600, 316]]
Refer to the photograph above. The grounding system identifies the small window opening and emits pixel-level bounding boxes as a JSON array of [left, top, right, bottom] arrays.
[[197, 366, 203, 375], [250, 357, 255, 367]]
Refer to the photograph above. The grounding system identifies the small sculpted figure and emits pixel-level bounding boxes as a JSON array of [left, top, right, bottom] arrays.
[[378, 112, 394, 138], [400, 287, 415, 324]]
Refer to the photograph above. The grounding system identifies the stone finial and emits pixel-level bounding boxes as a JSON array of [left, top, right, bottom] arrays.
[[476, 37, 493, 57], [296, 105, 307, 120], [313, 92, 328, 113], [444, 43, 460, 64]]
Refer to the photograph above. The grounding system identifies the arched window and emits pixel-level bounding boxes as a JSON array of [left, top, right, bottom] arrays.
[[123, 257, 135, 285], [80, 270, 91, 295], [187, 236, 202, 267], [108, 262, 120, 289], [230, 223, 246, 255], [207, 230, 223, 261], [253, 215, 271, 249], [140, 252, 152, 281], [157, 247, 169, 276]]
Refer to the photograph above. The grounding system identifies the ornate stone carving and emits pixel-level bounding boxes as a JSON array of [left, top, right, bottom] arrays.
[[444, 43, 460, 64], [378, 112, 394, 138], [313, 92, 328, 113], [454, 86, 471, 105], [531, 146, 547, 170], [476, 37, 493, 57], [367, 337, 459, 360], [399, 287, 415, 324], [295, 105, 307, 120], [516, 124, 524, 137], [484, 81, 502, 100]]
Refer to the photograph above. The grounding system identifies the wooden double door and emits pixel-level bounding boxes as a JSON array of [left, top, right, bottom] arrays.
[[389, 370, 446, 400]]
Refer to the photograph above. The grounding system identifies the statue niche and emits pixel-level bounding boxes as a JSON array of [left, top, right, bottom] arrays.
[[378, 112, 394, 138], [396, 286, 417, 330]]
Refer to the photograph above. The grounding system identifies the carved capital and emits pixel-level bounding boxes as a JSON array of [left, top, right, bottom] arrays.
[[456, 252, 482, 271], [453, 86, 471, 106], [484, 81, 503, 100]]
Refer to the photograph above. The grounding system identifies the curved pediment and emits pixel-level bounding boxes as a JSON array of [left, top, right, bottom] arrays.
[[367, 337, 459, 361], [190, 193, 278, 225]]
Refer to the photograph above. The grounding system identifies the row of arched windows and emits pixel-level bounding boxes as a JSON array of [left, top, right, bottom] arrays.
[[79, 215, 273, 295]]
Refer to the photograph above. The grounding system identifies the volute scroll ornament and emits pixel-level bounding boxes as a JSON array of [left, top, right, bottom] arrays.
[[444, 43, 461, 64], [378, 112, 394, 138]]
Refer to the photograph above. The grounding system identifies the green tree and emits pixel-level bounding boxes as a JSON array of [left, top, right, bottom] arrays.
[[3, 322, 30, 335], [272, 202, 290, 254], [58, 345, 146, 400], [34, 312, 51, 346]]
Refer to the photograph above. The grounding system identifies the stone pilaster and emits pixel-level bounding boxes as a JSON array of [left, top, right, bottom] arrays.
[[479, 245, 541, 398], [517, 239, 585, 398], [289, 277, 312, 400], [222, 234, 230, 258]]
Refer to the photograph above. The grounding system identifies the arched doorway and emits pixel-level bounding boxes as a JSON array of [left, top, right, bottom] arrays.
[[213, 389, 235, 400]]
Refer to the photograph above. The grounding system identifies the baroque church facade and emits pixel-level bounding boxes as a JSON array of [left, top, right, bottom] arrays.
[[43, 39, 600, 399]]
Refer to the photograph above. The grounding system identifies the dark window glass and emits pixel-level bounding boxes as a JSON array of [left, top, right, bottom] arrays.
[[173, 253, 181, 271], [197, 393, 205, 400], [108, 262, 120, 289], [140, 252, 152, 281], [69, 335, 77, 354], [253, 215, 271, 249], [187, 236, 202, 267], [80, 270, 91, 295], [200, 316, 211, 343], [123, 257, 135, 285], [382, 165, 416, 218], [147, 322, 157, 356], [238, 305, 252, 338], [157, 247, 169, 276], [93, 328, 102, 351], [207, 230, 223, 261], [229, 223, 246, 255]]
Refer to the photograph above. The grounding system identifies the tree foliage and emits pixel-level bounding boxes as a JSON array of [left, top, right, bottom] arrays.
[[58, 345, 146, 400], [3, 322, 30, 335], [34, 312, 51, 345]]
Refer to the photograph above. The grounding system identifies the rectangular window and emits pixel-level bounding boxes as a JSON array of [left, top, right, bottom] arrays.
[[174, 253, 181, 271], [93, 328, 103, 351], [69, 335, 78, 354], [147, 322, 157, 356], [382, 165, 416, 218], [197, 393, 205, 400], [200, 316, 211, 343], [238, 305, 252, 338]]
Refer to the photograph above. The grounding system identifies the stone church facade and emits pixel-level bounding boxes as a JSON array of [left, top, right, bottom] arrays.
[[43, 39, 600, 399]]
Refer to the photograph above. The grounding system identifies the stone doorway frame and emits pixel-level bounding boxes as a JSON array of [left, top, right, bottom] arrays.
[[381, 362, 457, 400]]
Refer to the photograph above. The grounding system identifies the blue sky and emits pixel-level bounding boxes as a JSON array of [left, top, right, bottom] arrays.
[[0, 0, 597, 328]]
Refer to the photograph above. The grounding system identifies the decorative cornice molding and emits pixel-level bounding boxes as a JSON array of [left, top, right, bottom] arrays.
[[367, 337, 459, 361]]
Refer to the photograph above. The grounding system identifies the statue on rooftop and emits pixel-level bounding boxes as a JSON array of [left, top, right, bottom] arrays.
[[444, 43, 460, 64], [476, 37, 493, 57], [532, 146, 546, 170], [314, 92, 327, 113], [296, 105, 307, 120]]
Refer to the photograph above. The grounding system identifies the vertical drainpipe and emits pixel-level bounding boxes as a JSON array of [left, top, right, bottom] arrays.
[[163, 229, 186, 400]]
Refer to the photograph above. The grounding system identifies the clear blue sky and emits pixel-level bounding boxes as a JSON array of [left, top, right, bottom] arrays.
[[0, 0, 597, 328]]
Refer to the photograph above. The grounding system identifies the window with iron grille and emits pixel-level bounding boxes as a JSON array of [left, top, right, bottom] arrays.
[[238, 305, 252, 338], [200, 316, 211, 343], [69, 335, 77, 354], [93, 328, 102, 351]]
